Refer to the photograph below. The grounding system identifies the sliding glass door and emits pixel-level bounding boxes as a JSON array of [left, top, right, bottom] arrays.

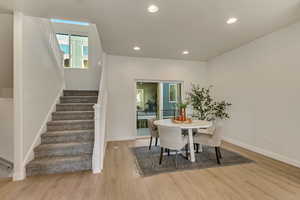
[[136, 82, 159, 137], [136, 81, 182, 137], [161, 82, 182, 119]]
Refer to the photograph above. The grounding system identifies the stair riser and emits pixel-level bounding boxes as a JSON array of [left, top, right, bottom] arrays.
[[60, 97, 97, 103], [52, 113, 94, 121], [56, 105, 94, 111], [64, 91, 98, 97], [47, 122, 94, 131], [34, 145, 93, 158], [41, 134, 94, 144], [26, 159, 92, 176]]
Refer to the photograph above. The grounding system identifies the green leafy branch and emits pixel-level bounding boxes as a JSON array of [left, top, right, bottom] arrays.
[[187, 84, 232, 121]]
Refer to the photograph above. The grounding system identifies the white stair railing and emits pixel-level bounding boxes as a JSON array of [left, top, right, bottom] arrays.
[[92, 24, 107, 173], [93, 79, 107, 172]]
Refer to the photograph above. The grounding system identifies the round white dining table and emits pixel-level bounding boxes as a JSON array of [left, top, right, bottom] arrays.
[[154, 119, 212, 162]]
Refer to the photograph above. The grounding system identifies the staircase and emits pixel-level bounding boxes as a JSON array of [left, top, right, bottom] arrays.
[[26, 90, 98, 176]]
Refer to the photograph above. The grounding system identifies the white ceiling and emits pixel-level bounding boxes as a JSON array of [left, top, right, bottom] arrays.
[[2, 0, 300, 61]]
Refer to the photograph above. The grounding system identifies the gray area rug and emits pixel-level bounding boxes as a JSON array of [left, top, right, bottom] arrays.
[[132, 146, 253, 176]]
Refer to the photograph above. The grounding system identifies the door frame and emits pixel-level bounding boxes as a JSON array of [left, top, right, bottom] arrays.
[[134, 79, 184, 139]]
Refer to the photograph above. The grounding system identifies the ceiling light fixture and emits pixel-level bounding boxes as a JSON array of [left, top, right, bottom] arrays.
[[227, 17, 238, 24], [182, 50, 189, 55], [148, 5, 159, 13], [133, 46, 141, 51]]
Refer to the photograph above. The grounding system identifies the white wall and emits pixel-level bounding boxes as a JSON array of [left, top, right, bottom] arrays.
[[13, 11, 24, 181], [0, 13, 13, 97], [22, 16, 65, 159], [0, 88, 13, 98], [0, 98, 13, 162], [52, 23, 102, 90], [106, 55, 207, 141], [207, 21, 300, 167]]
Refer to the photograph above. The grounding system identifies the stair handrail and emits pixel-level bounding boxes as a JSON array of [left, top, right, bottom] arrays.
[[92, 24, 107, 173]]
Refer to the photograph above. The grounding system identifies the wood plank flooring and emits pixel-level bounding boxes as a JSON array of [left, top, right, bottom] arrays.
[[0, 139, 300, 200]]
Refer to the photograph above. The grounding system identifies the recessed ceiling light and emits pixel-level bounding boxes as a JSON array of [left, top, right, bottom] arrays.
[[182, 50, 189, 55], [227, 17, 238, 24], [133, 46, 141, 51], [148, 5, 159, 13]]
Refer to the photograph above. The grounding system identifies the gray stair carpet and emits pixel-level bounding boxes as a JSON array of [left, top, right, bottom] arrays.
[[56, 103, 95, 111], [26, 90, 98, 176]]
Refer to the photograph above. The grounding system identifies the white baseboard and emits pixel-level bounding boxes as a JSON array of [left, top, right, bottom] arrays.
[[0, 98, 13, 102], [22, 86, 64, 171], [104, 141, 107, 155], [107, 136, 136, 142], [13, 167, 25, 181], [223, 137, 300, 168]]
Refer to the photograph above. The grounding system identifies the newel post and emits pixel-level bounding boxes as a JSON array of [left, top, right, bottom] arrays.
[[93, 104, 101, 173]]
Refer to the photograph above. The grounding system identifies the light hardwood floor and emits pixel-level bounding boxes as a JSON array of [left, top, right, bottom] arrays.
[[1, 139, 300, 200]]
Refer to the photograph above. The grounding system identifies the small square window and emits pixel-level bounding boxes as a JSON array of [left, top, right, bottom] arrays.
[[56, 33, 88, 69]]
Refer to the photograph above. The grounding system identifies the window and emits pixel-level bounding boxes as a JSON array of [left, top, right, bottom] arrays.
[[169, 84, 178, 103], [56, 33, 88, 68]]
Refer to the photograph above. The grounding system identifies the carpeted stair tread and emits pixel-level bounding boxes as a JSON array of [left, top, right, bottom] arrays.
[[60, 96, 97, 103], [64, 90, 98, 96], [57, 103, 95, 106], [47, 120, 94, 125], [53, 111, 94, 114], [27, 155, 91, 166], [26, 155, 92, 176], [41, 130, 94, 144], [34, 142, 93, 158], [52, 111, 94, 120], [34, 142, 93, 151], [47, 120, 94, 131], [56, 103, 95, 111], [61, 96, 98, 98], [42, 129, 94, 137]]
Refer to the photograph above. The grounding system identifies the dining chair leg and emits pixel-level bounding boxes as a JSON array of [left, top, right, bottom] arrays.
[[185, 144, 189, 159], [196, 144, 199, 153], [155, 137, 158, 146], [159, 147, 164, 165], [175, 151, 178, 168], [215, 147, 221, 164], [149, 137, 153, 150], [217, 147, 222, 159]]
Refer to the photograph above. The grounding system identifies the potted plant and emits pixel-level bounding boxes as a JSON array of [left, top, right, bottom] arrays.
[[176, 102, 189, 121], [187, 84, 232, 123]]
